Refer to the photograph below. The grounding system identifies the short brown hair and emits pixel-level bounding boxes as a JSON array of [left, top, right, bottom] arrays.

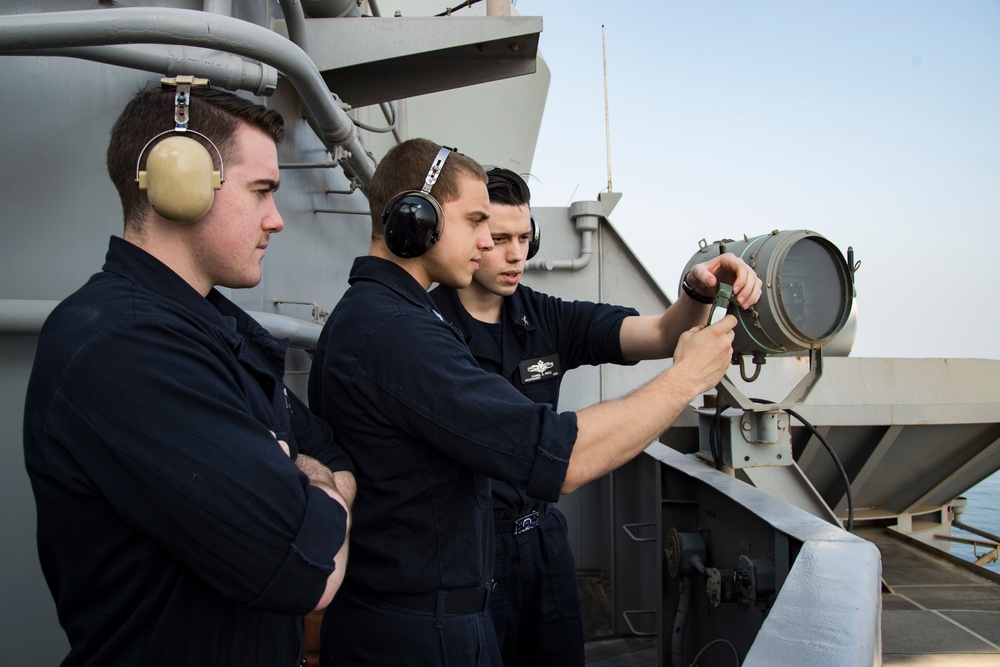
[[106, 84, 285, 233], [368, 138, 487, 241]]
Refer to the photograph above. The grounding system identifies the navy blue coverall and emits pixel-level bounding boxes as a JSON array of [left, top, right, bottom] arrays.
[[309, 257, 578, 667], [431, 282, 638, 667], [23, 236, 351, 667]]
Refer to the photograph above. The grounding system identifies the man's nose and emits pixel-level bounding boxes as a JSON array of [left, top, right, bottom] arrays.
[[508, 239, 527, 262], [264, 200, 284, 233], [478, 226, 494, 250]]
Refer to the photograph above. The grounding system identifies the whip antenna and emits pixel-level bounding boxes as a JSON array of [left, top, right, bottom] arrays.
[[602, 25, 613, 192]]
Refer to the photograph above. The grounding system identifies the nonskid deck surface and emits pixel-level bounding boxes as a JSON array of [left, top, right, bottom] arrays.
[[579, 529, 1000, 666], [861, 527, 1000, 666]]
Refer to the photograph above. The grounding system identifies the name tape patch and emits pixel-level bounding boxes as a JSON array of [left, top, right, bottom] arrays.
[[518, 354, 561, 385]]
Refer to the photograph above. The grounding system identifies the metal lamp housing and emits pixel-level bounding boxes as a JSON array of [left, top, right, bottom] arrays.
[[682, 230, 854, 355]]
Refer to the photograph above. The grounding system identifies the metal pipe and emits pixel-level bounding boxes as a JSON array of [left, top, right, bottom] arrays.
[[247, 312, 323, 350], [526, 230, 593, 272], [380, 102, 403, 144], [955, 519, 1000, 546], [277, 0, 309, 51], [0, 299, 322, 351], [282, 0, 399, 144], [526, 199, 602, 272], [5, 45, 278, 97], [487, 0, 512, 16], [0, 300, 58, 336], [0, 8, 376, 190]]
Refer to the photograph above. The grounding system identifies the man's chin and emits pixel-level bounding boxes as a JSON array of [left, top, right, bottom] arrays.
[[220, 275, 262, 290], [495, 281, 518, 297]]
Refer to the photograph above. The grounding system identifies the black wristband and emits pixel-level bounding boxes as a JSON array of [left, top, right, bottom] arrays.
[[682, 279, 714, 304]]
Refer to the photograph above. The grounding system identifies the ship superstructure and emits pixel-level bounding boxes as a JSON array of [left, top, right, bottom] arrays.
[[2, 2, 998, 664]]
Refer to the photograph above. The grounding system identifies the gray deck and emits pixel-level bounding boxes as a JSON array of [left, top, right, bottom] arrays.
[[582, 527, 1000, 665], [862, 527, 1000, 666]]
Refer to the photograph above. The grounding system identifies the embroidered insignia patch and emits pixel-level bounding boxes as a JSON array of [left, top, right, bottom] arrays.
[[518, 354, 560, 384]]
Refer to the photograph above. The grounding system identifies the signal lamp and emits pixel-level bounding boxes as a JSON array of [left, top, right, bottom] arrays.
[[682, 229, 855, 410]]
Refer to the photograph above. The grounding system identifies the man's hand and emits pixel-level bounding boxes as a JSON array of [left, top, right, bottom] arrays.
[[296, 455, 356, 509], [687, 253, 762, 310], [270, 431, 355, 509], [295, 453, 336, 487], [671, 314, 737, 396]]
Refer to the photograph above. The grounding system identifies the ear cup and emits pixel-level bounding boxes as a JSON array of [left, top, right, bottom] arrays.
[[527, 213, 541, 260], [138, 135, 222, 224], [383, 192, 444, 258]]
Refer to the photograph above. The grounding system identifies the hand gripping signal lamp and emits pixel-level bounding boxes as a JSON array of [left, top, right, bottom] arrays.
[[680, 230, 856, 480]]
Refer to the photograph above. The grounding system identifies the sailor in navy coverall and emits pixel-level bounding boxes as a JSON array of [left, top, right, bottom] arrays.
[[309, 140, 761, 667], [430, 167, 764, 666], [431, 280, 637, 666], [23, 84, 354, 667]]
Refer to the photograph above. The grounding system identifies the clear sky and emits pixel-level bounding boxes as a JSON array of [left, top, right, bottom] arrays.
[[516, 0, 999, 359]]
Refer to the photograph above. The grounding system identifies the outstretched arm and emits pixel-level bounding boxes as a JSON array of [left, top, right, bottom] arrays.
[[562, 314, 738, 493], [619, 253, 761, 361]]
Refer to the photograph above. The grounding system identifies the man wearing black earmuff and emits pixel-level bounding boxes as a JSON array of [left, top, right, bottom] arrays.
[[309, 138, 757, 666], [23, 80, 355, 666], [430, 168, 763, 667]]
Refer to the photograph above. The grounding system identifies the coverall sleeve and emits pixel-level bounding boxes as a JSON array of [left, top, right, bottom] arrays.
[[43, 318, 348, 614]]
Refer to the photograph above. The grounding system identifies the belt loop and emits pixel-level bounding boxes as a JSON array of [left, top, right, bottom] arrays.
[[434, 590, 447, 629]]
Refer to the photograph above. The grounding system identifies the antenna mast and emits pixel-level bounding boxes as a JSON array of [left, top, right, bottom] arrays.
[[602, 24, 613, 192]]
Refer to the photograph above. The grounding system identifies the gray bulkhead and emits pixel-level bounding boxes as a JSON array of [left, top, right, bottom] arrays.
[[3, 2, 997, 665]]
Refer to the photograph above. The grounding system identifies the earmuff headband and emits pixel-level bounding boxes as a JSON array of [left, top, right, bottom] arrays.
[[422, 147, 451, 194], [135, 128, 225, 185]]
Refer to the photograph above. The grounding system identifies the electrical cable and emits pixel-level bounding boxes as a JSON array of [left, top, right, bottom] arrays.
[[709, 390, 854, 529], [784, 407, 855, 532], [748, 398, 854, 532], [690, 637, 740, 666], [434, 0, 483, 17], [709, 397, 725, 471], [351, 101, 397, 133], [671, 577, 692, 667]]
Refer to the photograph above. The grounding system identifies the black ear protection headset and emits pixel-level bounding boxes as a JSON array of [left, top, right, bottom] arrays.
[[382, 146, 452, 258], [527, 213, 541, 260], [135, 76, 224, 224]]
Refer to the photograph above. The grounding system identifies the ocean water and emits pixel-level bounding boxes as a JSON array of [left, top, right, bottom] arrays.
[[948, 470, 1000, 575]]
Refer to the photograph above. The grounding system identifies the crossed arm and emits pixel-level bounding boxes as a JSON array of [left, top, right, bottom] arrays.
[[295, 454, 354, 610]]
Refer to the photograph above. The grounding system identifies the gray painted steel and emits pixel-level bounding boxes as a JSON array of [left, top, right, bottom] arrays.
[[1, 2, 997, 664]]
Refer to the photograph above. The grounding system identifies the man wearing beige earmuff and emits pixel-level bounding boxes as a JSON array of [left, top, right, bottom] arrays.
[[23, 78, 355, 666]]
